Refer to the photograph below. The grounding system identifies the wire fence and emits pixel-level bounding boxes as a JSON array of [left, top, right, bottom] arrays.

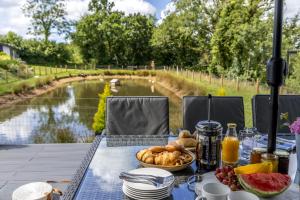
[[163, 66, 299, 95]]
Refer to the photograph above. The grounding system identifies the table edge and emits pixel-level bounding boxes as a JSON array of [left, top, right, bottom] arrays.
[[62, 135, 103, 200]]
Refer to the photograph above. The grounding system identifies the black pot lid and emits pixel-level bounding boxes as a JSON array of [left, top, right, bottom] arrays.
[[195, 120, 222, 132]]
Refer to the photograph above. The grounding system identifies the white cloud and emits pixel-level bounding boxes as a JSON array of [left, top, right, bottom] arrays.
[[156, 1, 175, 25], [284, 0, 300, 18], [111, 0, 156, 16]]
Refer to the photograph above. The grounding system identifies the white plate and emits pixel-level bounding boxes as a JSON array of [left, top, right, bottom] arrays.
[[123, 185, 170, 200], [124, 168, 174, 191], [124, 182, 174, 193], [124, 184, 173, 196], [12, 182, 53, 200]]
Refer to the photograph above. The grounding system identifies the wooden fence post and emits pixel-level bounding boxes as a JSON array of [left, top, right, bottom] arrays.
[[256, 78, 260, 94], [55, 66, 58, 74], [221, 75, 224, 87], [176, 66, 179, 76], [209, 73, 212, 84], [39, 66, 41, 76], [5, 70, 8, 83], [236, 77, 240, 91], [192, 70, 194, 80]]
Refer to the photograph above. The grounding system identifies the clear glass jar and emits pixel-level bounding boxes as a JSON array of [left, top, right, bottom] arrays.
[[261, 153, 278, 172], [222, 123, 239, 166]]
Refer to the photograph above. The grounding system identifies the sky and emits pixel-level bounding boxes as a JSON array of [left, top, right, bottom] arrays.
[[0, 0, 299, 41]]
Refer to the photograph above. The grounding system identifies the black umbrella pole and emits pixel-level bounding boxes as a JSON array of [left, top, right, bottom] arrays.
[[268, 87, 279, 153], [267, 0, 285, 153]]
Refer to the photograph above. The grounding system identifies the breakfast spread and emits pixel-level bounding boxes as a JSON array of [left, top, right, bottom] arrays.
[[136, 144, 193, 167]]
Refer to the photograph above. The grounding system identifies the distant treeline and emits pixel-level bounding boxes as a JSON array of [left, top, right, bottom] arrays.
[[0, 0, 300, 83]]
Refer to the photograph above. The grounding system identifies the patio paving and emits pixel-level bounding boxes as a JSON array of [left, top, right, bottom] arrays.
[[0, 143, 91, 200]]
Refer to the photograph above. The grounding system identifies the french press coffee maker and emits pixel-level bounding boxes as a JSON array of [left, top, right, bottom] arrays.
[[195, 95, 222, 171]]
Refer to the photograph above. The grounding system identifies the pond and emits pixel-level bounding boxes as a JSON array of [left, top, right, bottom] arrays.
[[0, 79, 181, 144]]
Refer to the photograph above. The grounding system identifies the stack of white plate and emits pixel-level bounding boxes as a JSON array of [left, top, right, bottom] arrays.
[[122, 168, 175, 200]]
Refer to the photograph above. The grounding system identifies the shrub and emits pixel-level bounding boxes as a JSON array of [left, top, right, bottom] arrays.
[[92, 83, 111, 134], [35, 78, 45, 88], [45, 76, 53, 85], [12, 82, 32, 94]]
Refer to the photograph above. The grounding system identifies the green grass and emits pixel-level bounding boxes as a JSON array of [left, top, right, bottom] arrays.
[[0, 66, 155, 95], [162, 70, 269, 127]]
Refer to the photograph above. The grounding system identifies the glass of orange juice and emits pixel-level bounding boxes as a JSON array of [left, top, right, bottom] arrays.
[[222, 123, 240, 166]]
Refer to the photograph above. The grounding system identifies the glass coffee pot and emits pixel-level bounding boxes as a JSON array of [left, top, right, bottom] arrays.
[[195, 120, 222, 171]]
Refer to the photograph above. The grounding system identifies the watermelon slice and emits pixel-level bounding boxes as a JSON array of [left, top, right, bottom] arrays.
[[238, 173, 291, 198]]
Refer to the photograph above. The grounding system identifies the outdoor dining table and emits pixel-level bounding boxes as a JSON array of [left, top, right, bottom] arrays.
[[62, 135, 299, 200]]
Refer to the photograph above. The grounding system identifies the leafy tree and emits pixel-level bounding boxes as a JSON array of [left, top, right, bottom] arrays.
[[123, 14, 154, 65], [22, 0, 69, 43], [73, 1, 154, 66], [92, 83, 111, 134]]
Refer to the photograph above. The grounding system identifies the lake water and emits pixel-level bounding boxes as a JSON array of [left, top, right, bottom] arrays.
[[0, 79, 181, 144]]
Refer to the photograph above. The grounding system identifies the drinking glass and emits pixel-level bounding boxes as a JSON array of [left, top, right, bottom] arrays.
[[239, 128, 257, 162]]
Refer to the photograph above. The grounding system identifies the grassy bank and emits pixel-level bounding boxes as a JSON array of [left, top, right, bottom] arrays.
[[0, 67, 155, 95], [158, 70, 269, 127]]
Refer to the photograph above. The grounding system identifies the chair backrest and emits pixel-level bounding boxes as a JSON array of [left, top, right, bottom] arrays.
[[183, 96, 245, 134], [252, 95, 300, 133], [106, 96, 169, 135]]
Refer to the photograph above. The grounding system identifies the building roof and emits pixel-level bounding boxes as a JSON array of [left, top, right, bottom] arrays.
[[0, 43, 18, 50]]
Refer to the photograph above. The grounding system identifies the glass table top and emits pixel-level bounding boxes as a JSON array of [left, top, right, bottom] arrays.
[[73, 135, 197, 200], [67, 135, 299, 200]]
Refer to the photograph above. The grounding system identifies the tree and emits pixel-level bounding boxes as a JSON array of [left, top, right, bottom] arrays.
[[123, 14, 154, 65], [73, 2, 154, 66], [22, 0, 69, 43], [92, 83, 111, 134]]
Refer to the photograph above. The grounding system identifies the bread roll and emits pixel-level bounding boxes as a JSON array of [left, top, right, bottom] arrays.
[[148, 146, 166, 153], [165, 143, 184, 152], [175, 138, 197, 147], [179, 130, 192, 138]]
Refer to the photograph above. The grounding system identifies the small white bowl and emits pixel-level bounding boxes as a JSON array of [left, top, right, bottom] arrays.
[[12, 182, 53, 200], [229, 191, 259, 200]]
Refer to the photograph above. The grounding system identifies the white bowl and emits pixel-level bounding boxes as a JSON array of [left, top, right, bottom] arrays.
[[12, 182, 53, 200], [229, 191, 259, 200]]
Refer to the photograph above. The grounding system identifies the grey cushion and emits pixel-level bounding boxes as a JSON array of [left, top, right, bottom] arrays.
[[183, 96, 245, 134], [106, 96, 169, 135], [252, 95, 300, 133]]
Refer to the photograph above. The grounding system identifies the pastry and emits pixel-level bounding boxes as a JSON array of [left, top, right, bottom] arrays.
[[179, 130, 192, 138], [136, 144, 194, 167], [137, 149, 148, 160], [149, 146, 166, 153], [165, 143, 184, 152], [175, 138, 197, 147]]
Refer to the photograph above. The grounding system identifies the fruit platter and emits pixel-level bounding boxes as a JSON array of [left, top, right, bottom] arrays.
[[214, 163, 292, 198]]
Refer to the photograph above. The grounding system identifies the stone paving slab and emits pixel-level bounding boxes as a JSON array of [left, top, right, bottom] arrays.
[[0, 143, 91, 200]]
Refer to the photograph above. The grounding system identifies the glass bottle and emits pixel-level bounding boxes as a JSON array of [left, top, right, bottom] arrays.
[[222, 123, 240, 167]]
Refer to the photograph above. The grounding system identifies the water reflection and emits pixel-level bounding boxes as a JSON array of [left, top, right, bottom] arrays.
[[0, 79, 181, 144]]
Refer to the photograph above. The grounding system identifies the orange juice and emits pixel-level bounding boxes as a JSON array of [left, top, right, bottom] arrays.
[[222, 136, 240, 165]]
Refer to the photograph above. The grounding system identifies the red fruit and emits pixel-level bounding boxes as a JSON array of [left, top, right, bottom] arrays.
[[216, 173, 222, 181], [216, 168, 222, 174], [228, 171, 234, 178], [222, 179, 229, 185]]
